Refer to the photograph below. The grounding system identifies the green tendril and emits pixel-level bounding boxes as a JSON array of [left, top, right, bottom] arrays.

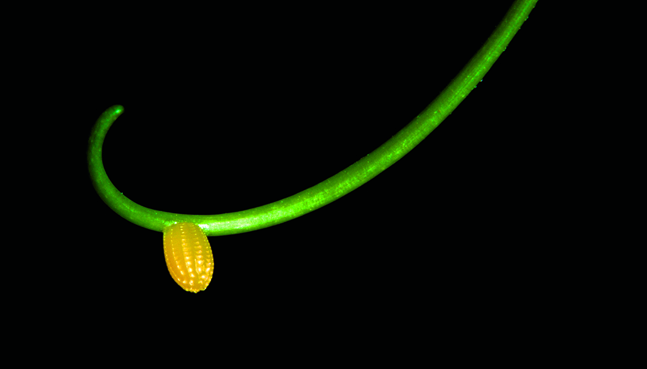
[[88, 0, 538, 236]]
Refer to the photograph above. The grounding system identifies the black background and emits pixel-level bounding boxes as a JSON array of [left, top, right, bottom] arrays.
[[29, 2, 553, 327]]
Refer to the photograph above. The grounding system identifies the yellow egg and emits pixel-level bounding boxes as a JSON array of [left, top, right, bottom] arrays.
[[163, 222, 214, 293]]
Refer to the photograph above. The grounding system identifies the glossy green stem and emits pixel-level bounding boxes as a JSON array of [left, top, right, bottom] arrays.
[[88, 0, 538, 236]]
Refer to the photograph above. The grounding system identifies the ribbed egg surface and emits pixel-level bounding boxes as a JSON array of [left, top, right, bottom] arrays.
[[163, 222, 214, 293]]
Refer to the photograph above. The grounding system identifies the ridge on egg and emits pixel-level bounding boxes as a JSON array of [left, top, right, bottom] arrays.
[[163, 222, 214, 293]]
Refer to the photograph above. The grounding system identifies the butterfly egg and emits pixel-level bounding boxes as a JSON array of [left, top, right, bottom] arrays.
[[163, 222, 214, 293]]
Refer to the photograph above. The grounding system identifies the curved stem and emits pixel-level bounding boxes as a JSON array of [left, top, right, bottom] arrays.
[[88, 0, 538, 236]]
